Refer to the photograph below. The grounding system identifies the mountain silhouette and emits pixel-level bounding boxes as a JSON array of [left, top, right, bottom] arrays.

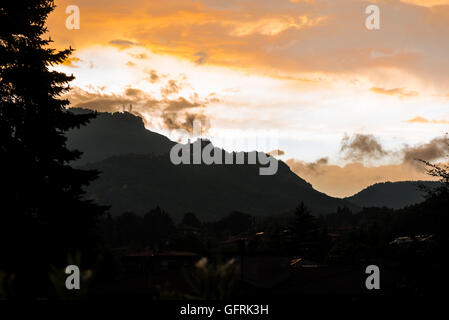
[[66, 108, 175, 165], [345, 181, 440, 209], [67, 108, 358, 221]]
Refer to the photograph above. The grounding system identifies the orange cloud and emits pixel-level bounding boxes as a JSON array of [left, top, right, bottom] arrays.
[[46, 0, 449, 90], [370, 87, 418, 98], [62, 56, 82, 67], [268, 149, 285, 156], [230, 15, 326, 36], [406, 116, 449, 124], [400, 0, 449, 7]]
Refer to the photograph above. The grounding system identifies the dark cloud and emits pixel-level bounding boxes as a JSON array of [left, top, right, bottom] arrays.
[[125, 88, 144, 97], [161, 96, 208, 134], [147, 69, 160, 83], [194, 51, 209, 65], [339, 133, 448, 166], [67, 88, 134, 112], [67, 87, 160, 114], [66, 86, 210, 133], [340, 134, 387, 161], [130, 52, 149, 59], [108, 39, 140, 49], [306, 157, 329, 172], [162, 112, 210, 134], [161, 80, 180, 96], [402, 136, 449, 165], [164, 97, 203, 111]]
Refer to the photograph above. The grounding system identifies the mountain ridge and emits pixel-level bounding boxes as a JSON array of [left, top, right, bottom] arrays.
[[66, 108, 175, 165], [82, 147, 358, 221], [344, 180, 440, 209], [65, 108, 357, 220]]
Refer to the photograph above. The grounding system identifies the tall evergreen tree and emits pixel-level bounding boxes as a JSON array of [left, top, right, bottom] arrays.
[[0, 1, 106, 297], [287, 202, 321, 258], [143, 206, 175, 248]]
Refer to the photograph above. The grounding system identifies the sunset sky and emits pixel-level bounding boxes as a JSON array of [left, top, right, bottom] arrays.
[[47, 0, 449, 197]]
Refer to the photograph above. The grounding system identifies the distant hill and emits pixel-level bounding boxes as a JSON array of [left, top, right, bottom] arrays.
[[344, 181, 441, 209], [66, 108, 175, 165], [66, 108, 357, 221]]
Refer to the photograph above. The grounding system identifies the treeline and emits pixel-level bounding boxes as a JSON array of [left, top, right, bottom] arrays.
[[99, 183, 449, 266], [99, 208, 256, 254]]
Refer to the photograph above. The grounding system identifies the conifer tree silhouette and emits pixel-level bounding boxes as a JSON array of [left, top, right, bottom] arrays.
[[288, 202, 320, 258], [0, 0, 106, 297]]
